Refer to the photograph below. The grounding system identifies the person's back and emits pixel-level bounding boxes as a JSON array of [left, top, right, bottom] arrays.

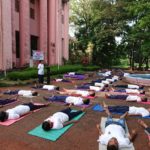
[[38, 61, 44, 75], [126, 95, 141, 102], [65, 96, 83, 105], [129, 106, 150, 117], [75, 90, 89, 97], [45, 112, 69, 129], [18, 90, 32, 96], [6, 105, 30, 119]]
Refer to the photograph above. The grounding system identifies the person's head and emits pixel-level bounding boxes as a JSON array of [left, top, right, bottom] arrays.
[[139, 85, 144, 89], [105, 84, 109, 87], [89, 91, 95, 97], [42, 121, 53, 131], [39, 60, 43, 63], [83, 99, 90, 105], [107, 137, 119, 150], [0, 111, 8, 122], [140, 90, 145, 94], [55, 86, 60, 91], [141, 97, 147, 102], [32, 91, 38, 96]]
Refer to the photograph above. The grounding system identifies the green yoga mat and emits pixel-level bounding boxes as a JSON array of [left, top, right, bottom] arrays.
[[28, 112, 85, 141]]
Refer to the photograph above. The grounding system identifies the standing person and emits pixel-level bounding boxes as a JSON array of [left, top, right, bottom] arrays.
[[38, 60, 44, 84]]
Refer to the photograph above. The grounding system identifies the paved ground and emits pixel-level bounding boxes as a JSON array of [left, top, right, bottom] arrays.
[[0, 72, 150, 150]]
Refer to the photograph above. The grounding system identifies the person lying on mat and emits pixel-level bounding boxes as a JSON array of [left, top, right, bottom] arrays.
[[57, 88, 95, 97], [102, 101, 150, 117], [97, 106, 137, 149], [0, 95, 19, 107], [105, 93, 147, 102], [138, 119, 150, 147], [108, 87, 145, 94], [68, 72, 83, 75], [34, 84, 59, 91], [54, 78, 71, 83], [114, 84, 144, 89], [3, 89, 38, 97], [42, 106, 85, 131], [0, 102, 49, 122], [76, 84, 105, 92], [43, 95, 90, 105]]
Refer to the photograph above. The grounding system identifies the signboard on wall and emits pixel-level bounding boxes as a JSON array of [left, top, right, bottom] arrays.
[[32, 50, 44, 60]]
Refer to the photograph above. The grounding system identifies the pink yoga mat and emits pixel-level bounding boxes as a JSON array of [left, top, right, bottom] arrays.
[[138, 101, 150, 105], [0, 103, 44, 126]]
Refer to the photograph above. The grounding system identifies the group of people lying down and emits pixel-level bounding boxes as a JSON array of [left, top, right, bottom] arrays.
[[1, 72, 150, 149], [0, 101, 85, 131], [97, 102, 150, 149]]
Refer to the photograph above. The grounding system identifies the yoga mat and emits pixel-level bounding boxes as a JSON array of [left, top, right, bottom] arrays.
[[138, 101, 150, 105], [92, 104, 150, 119], [0, 103, 45, 126], [98, 117, 135, 150], [28, 111, 85, 141], [83, 96, 97, 99], [0, 99, 18, 107]]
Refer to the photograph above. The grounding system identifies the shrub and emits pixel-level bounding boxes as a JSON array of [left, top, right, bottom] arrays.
[[6, 65, 99, 81]]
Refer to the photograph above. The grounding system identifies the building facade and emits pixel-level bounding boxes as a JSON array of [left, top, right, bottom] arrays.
[[0, 0, 69, 70]]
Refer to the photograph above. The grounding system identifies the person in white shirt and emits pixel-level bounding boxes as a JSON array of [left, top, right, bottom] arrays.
[[103, 101, 150, 117], [38, 60, 44, 84], [0, 102, 49, 122], [114, 84, 144, 89], [3, 90, 38, 97], [42, 85, 59, 91], [108, 87, 145, 94], [105, 93, 147, 102], [43, 95, 90, 105], [76, 84, 105, 92], [58, 88, 95, 97], [97, 106, 137, 150], [42, 107, 84, 131]]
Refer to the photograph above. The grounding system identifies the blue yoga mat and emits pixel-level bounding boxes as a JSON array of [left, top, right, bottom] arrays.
[[92, 104, 150, 118], [28, 111, 85, 141]]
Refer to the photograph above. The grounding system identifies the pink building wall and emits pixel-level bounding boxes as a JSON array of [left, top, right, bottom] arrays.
[[0, 0, 69, 70], [0, 0, 12, 70]]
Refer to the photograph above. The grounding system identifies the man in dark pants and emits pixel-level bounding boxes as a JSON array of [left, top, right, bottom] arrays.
[[42, 106, 85, 131]]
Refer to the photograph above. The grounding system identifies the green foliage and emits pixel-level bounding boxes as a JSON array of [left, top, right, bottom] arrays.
[[70, 0, 150, 70], [6, 65, 99, 81]]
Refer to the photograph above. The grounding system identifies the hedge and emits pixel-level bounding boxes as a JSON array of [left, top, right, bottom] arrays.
[[6, 65, 99, 81]]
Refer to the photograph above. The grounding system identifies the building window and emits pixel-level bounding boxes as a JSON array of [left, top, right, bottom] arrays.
[[30, 8, 35, 19], [30, 0, 35, 4], [30, 35, 38, 56], [15, 31, 20, 58], [15, 0, 19, 12]]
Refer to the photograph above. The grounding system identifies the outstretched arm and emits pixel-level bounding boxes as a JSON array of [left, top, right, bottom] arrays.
[[128, 129, 137, 142], [96, 124, 103, 135], [63, 120, 78, 127]]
